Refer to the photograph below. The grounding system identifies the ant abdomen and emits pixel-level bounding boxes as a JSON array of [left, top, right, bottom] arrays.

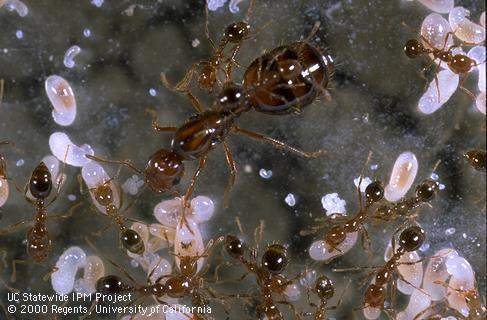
[[29, 162, 53, 200], [26, 227, 51, 262], [144, 149, 185, 193], [121, 229, 145, 255], [96, 275, 131, 294], [171, 110, 234, 159], [243, 42, 334, 114]]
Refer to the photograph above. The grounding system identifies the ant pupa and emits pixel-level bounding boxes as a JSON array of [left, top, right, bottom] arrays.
[[464, 149, 486, 172], [223, 220, 302, 319], [81, 161, 145, 255], [162, 0, 257, 95], [96, 237, 224, 317], [242, 22, 335, 114]]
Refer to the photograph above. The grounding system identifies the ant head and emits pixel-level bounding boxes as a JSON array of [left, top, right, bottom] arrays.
[[96, 275, 126, 294], [403, 39, 425, 59], [315, 275, 334, 300], [365, 181, 384, 204], [449, 54, 476, 74], [144, 149, 185, 193], [29, 162, 53, 200], [415, 179, 439, 202], [218, 82, 244, 106], [224, 234, 245, 258], [399, 226, 425, 252], [262, 244, 288, 274], [93, 183, 113, 206], [364, 284, 386, 308], [224, 21, 250, 44], [179, 256, 198, 277], [121, 229, 145, 255], [464, 150, 486, 171]]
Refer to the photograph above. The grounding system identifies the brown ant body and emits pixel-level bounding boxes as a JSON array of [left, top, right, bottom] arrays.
[[301, 275, 343, 320], [362, 226, 426, 314], [0, 162, 62, 262], [374, 179, 440, 221], [88, 182, 145, 255], [224, 235, 300, 320], [96, 237, 223, 319], [464, 149, 486, 172]]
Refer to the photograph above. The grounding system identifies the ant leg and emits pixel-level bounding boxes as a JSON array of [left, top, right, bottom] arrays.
[[222, 142, 237, 209], [276, 300, 302, 320], [360, 228, 373, 261], [185, 91, 205, 113], [42, 266, 58, 281], [161, 63, 199, 93], [85, 154, 143, 175], [11, 259, 26, 282], [204, 3, 216, 50], [181, 155, 207, 226], [232, 126, 325, 158], [305, 21, 321, 42], [253, 220, 265, 252], [0, 219, 31, 235], [48, 202, 82, 220], [145, 109, 179, 133], [91, 221, 113, 237]]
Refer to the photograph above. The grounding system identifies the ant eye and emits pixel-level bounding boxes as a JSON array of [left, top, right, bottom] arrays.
[[315, 275, 334, 300], [262, 244, 288, 274], [403, 39, 423, 58], [29, 162, 53, 199], [225, 235, 245, 258], [365, 181, 384, 203], [415, 179, 438, 202], [399, 226, 425, 252], [121, 229, 145, 255], [224, 22, 250, 43]]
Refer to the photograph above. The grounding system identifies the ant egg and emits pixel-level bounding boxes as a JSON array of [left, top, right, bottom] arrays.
[[190, 195, 215, 223], [45, 75, 77, 126], [121, 174, 144, 195], [63, 45, 81, 69], [51, 246, 87, 295], [283, 283, 301, 301], [299, 268, 317, 288], [449, 7, 486, 44], [445, 254, 475, 285], [423, 249, 458, 301], [90, 0, 103, 8], [321, 193, 346, 216], [228, 0, 245, 13], [467, 46, 486, 93], [421, 13, 454, 50], [475, 92, 486, 114], [174, 217, 205, 272], [154, 198, 182, 228], [147, 256, 171, 283], [49, 132, 94, 167], [81, 161, 121, 214], [416, 0, 454, 14], [73, 255, 105, 294], [384, 152, 418, 202], [396, 288, 431, 320], [418, 69, 459, 114], [1, 0, 28, 17], [308, 232, 358, 262], [363, 306, 382, 320]]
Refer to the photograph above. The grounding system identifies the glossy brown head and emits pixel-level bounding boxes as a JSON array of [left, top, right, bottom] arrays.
[[178, 256, 198, 277], [29, 162, 52, 200], [464, 150, 486, 172], [144, 149, 184, 193], [399, 226, 425, 252], [315, 275, 334, 300], [415, 179, 439, 202], [262, 244, 288, 274], [121, 229, 145, 255], [225, 235, 245, 258], [403, 39, 425, 58], [449, 54, 476, 74], [364, 284, 386, 308], [93, 184, 113, 206], [96, 275, 128, 294], [224, 21, 250, 44], [365, 181, 384, 204]]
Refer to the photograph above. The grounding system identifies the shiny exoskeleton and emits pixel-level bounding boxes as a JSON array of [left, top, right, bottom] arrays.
[[243, 41, 334, 114], [364, 226, 425, 310], [90, 183, 144, 255], [374, 179, 440, 221], [403, 38, 478, 75], [224, 236, 297, 320], [96, 238, 222, 320], [305, 275, 336, 320], [464, 149, 486, 172]]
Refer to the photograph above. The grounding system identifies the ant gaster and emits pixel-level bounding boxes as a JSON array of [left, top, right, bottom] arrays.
[[464, 149, 486, 172]]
